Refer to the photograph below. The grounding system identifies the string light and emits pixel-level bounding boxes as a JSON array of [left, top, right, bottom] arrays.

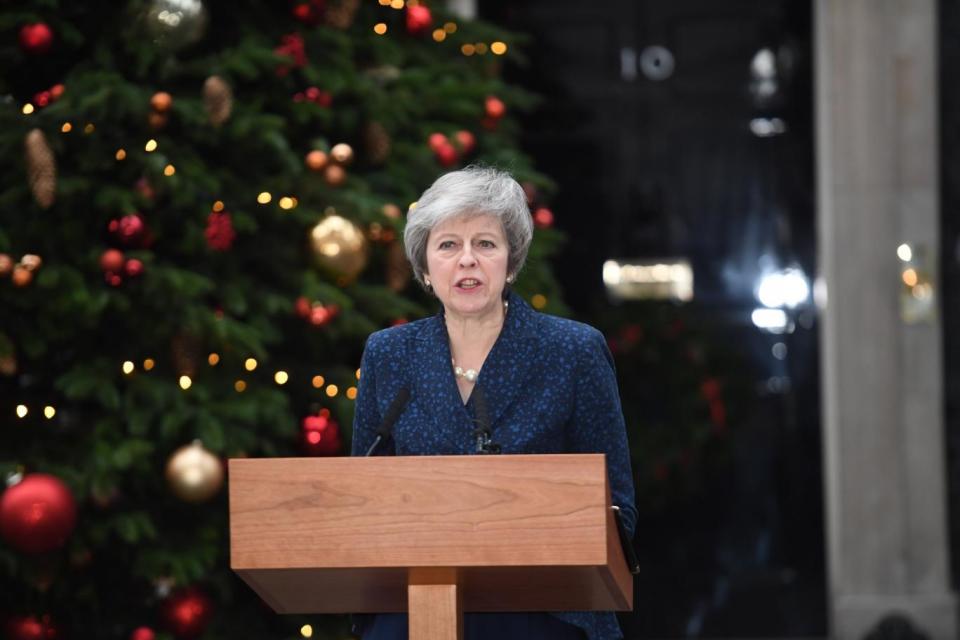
[[61, 122, 72, 133], [491, 41, 508, 55], [145, 139, 158, 152], [355, 368, 362, 380], [390, 0, 404, 8], [16, 405, 28, 418], [84, 123, 95, 134], [207, 353, 220, 366], [115, 149, 127, 161], [279, 196, 295, 209], [235, 380, 247, 392], [312, 375, 325, 388], [461, 44, 475, 56], [346, 387, 358, 400], [245, 358, 258, 371], [902, 268, 918, 287], [432, 29, 446, 42], [257, 192, 272, 204], [274, 371, 289, 385], [475, 43, 488, 55], [531, 294, 547, 309], [122, 361, 135, 375], [212, 200, 225, 212], [179, 375, 192, 390], [44, 406, 56, 419], [143, 358, 155, 370], [897, 243, 913, 262], [374, 23, 387, 35], [444, 22, 457, 33], [22, 103, 35, 115], [378, 0, 390, 4], [326, 384, 339, 397], [163, 164, 176, 176], [300, 626, 313, 638]]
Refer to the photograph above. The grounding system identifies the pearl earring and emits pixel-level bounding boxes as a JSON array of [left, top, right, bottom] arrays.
[[424, 276, 431, 286]]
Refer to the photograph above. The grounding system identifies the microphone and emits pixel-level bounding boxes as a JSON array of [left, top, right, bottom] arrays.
[[472, 387, 501, 454], [363, 387, 410, 456]]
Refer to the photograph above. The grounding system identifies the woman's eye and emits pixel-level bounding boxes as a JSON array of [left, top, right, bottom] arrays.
[[478, 240, 495, 248], [438, 240, 456, 249]]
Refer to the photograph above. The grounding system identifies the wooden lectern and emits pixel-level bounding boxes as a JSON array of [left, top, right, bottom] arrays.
[[229, 454, 633, 640]]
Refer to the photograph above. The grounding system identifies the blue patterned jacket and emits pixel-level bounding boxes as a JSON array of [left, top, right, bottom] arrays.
[[351, 291, 637, 640]]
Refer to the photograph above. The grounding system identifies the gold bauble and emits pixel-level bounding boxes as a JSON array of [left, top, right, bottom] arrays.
[[330, 143, 354, 165], [151, 91, 173, 113], [165, 441, 224, 503], [203, 75, 233, 127], [309, 215, 368, 282]]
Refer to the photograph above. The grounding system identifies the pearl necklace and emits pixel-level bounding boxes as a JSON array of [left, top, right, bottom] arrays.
[[450, 300, 508, 384]]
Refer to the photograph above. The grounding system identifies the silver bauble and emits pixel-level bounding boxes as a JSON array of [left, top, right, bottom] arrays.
[[143, 0, 208, 51]]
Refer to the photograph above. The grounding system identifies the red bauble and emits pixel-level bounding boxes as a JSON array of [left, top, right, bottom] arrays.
[[161, 588, 213, 639], [33, 91, 51, 108], [533, 207, 554, 229], [19, 23, 54, 55], [405, 5, 433, 36], [108, 213, 147, 247], [5, 614, 60, 640], [275, 33, 307, 77], [129, 627, 156, 640], [485, 96, 506, 119], [302, 410, 341, 456], [435, 142, 458, 167], [124, 259, 144, 278], [427, 132, 448, 153], [294, 296, 312, 319], [0, 474, 77, 554], [304, 86, 332, 107], [49, 84, 65, 100], [100, 249, 125, 273], [205, 211, 236, 251], [453, 130, 476, 155]]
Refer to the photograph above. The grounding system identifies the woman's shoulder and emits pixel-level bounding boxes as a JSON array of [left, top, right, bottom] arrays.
[[364, 316, 434, 352], [530, 309, 606, 348]]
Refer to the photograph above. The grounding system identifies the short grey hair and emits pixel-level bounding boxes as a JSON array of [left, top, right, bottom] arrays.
[[403, 166, 533, 288]]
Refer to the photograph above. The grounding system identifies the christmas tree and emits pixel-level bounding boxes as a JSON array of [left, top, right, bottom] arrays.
[[0, 1, 564, 638]]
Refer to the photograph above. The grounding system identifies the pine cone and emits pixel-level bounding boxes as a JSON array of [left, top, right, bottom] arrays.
[[325, 0, 359, 29], [203, 75, 233, 127], [24, 128, 56, 208], [385, 241, 411, 292], [363, 122, 391, 165]]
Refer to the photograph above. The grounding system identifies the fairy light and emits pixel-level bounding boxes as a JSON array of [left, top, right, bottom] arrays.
[[378, 0, 391, 4], [444, 22, 457, 33], [212, 200, 225, 212], [122, 361, 135, 375], [390, 0, 404, 8], [208, 353, 220, 366], [355, 368, 362, 380], [257, 192, 272, 204], [245, 358, 258, 371], [346, 387, 358, 400], [235, 380, 247, 392], [432, 29, 446, 42], [312, 375, 325, 388], [475, 42, 488, 55], [461, 44, 476, 56], [61, 122, 72, 133], [897, 243, 913, 262], [44, 406, 56, 419], [279, 196, 295, 210], [179, 375, 192, 390], [491, 41, 507, 55], [300, 626, 313, 638], [902, 268, 918, 287], [115, 149, 127, 161], [22, 103, 36, 115], [374, 23, 388, 35], [16, 405, 28, 418], [84, 123, 95, 134], [326, 384, 339, 397], [163, 164, 176, 176], [145, 139, 158, 152], [531, 294, 547, 309], [143, 358, 155, 370], [274, 371, 289, 385]]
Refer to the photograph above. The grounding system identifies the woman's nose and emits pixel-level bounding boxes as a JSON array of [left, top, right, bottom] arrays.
[[458, 247, 477, 267]]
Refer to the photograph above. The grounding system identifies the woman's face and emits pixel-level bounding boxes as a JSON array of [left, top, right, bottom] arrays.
[[425, 213, 510, 321]]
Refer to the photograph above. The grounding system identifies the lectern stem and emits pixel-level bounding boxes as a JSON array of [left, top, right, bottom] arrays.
[[408, 579, 462, 640]]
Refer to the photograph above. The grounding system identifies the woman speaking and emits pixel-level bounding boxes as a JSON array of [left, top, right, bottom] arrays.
[[351, 166, 636, 640]]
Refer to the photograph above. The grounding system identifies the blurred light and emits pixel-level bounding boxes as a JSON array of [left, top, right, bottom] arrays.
[[912, 282, 932, 300], [902, 268, 918, 287], [355, 368, 361, 380], [257, 192, 272, 204], [390, 0, 404, 8], [750, 117, 787, 137], [22, 104, 35, 115], [123, 361, 135, 375], [757, 267, 809, 308], [378, 0, 390, 4], [444, 22, 457, 33], [61, 122, 72, 133], [772, 342, 788, 360], [208, 353, 220, 366], [245, 358, 257, 371], [461, 44, 475, 56], [531, 294, 547, 309], [279, 196, 295, 209], [163, 164, 176, 176], [475, 42, 488, 54], [347, 387, 358, 400], [145, 139, 158, 152], [179, 375, 192, 390], [432, 29, 446, 42], [44, 406, 56, 419], [326, 384, 339, 397], [751, 48, 777, 80], [312, 375, 325, 388], [235, 380, 247, 392], [84, 123, 95, 134], [16, 405, 28, 418], [603, 259, 693, 301], [408, 201, 417, 210], [212, 200, 225, 212], [300, 625, 313, 638], [897, 243, 913, 262], [751, 308, 791, 333], [274, 371, 289, 385], [374, 22, 387, 35], [491, 41, 507, 55], [115, 149, 127, 161], [143, 358, 155, 371]]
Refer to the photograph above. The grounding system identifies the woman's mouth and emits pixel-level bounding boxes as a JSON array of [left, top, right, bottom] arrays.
[[456, 278, 481, 289]]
